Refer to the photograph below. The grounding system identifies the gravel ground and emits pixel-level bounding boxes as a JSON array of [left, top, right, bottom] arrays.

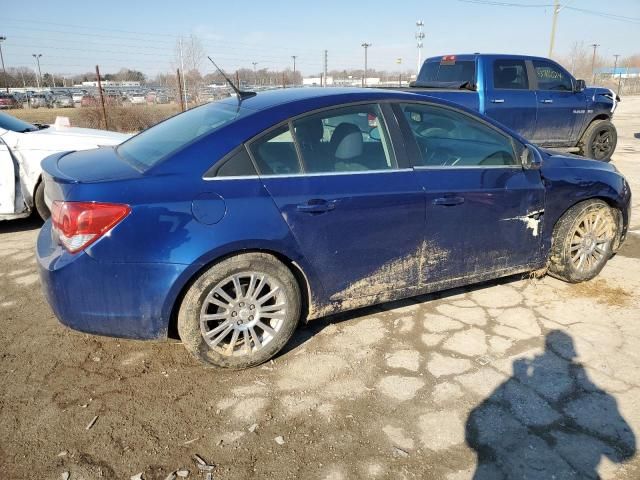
[[1, 98, 639, 480]]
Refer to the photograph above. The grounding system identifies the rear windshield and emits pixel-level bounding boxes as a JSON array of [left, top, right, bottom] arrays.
[[117, 101, 250, 170], [419, 60, 476, 84], [0, 112, 38, 132]]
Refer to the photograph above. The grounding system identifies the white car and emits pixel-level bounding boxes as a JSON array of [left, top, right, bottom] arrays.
[[0, 113, 130, 221]]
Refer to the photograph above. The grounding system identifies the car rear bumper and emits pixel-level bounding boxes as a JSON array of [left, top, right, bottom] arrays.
[[36, 220, 189, 340]]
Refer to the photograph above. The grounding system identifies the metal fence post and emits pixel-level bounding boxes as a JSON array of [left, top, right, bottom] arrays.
[[177, 68, 185, 112], [95, 65, 108, 130]]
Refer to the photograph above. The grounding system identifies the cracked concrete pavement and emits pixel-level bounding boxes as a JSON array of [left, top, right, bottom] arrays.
[[1, 97, 639, 479]]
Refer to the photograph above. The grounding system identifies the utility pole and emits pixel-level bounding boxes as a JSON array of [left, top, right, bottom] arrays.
[[590, 43, 600, 85], [252, 62, 258, 86], [548, 0, 560, 57], [0, 36, 7, 92], [179, 37, 188, 108], [415, 21, 425, 72], [32, 54, 42, 90], [291, 55, 297, 85], [361, 43, 371, 87], [396, 58, 403, 87], [613, 54, 620, 78], [323, 50, 328, 87]]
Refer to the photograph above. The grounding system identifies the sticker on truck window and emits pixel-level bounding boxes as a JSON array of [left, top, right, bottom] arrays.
[[440, 55, 456, 65]]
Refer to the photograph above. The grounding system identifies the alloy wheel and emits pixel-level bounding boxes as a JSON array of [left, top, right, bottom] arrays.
[[569, 208, 615, 274], [199, 272, 287, 356]]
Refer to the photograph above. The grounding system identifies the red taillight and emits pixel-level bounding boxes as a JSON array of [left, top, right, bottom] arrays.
[[51, 201, 130, 253]]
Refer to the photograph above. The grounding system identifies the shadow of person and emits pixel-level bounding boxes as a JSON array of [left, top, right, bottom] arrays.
[[465, 330, 636, 479]]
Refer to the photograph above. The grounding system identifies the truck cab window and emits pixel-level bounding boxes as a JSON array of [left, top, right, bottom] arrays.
[[493, 60, 529, 90], [533, 60, 573, 91]]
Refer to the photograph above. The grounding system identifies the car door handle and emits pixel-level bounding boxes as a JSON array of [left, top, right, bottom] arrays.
[[297, 199, 337, 213], [433, 196, 465, 206], [491, 99, 505, 103], [540, 99, 553, 104]]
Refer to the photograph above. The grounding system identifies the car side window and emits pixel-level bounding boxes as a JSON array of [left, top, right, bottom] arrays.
[[292, 104, 396, 173], [398, 103, 518, 167], [249, 124, 301, 175], [533, 60, 573, 91], [212, 146, 257, 177], [493, 59, 529, 90]]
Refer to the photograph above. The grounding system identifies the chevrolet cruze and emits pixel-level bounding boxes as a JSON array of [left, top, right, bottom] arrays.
[[37, 88, 631, 368]]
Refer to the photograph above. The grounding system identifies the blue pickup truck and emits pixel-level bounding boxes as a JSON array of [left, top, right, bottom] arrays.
[[409, 54, 620, 161]]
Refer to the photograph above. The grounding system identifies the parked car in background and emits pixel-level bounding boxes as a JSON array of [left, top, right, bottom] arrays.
[[52, 93, 74, 108], [408, 54, 620, 161], [0, 112, 130, 220], [72, 90, 87, 104], [36, 88, 631, 369], [80, 95, 97, 107], [29, 92, 53, 109], [128, 92, 147, 105], [155, 93, 171, 104], [0, 93, 21, 109]]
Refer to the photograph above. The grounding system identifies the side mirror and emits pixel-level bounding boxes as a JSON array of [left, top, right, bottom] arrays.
[[521, 144, 542, 170], [574, 79, 586, 93]]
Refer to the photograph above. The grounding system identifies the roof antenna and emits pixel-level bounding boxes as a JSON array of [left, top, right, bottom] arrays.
[[207, 56, 256, 101]]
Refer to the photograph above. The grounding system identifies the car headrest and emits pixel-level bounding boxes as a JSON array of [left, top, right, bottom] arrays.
[[295, 118, 324, 146], [499, 67, 518, 84], [331, 123, 363, 160]]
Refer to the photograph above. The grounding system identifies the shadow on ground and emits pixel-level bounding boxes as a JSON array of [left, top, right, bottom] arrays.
[[466, 330, 636, 479], [0, 216, 42, 234]]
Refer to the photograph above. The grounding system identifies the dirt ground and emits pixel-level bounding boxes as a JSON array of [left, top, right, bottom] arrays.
[[1, 98, 640, 480]]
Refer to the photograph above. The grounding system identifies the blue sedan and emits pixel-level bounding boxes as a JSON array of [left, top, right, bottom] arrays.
[[37, 88, 632, 368]]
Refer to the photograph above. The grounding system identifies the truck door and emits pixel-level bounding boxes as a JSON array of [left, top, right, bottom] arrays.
[[530, 59, 585, 144], [0, 137, 16, 215], [484, 58, 538, 140]]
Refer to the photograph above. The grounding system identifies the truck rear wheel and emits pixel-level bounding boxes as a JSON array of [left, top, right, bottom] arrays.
[[579, 119, 617, 162]]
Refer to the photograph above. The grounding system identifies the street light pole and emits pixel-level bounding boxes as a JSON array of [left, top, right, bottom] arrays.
[[0, 36, 8, 93], [291, 55, 297, 85], [252, 62, 258, 86], [361, 43, 371, 87], [590, 44, 600, 85], [32, 54, 42, 89], [415, 21, 425, 72]]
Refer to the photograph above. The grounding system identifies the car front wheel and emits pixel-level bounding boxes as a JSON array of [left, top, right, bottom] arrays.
[[548, 200, 618, 283], [178, 253, 301, 369]]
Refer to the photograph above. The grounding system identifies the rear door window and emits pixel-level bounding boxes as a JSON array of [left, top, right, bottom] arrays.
[[292, 104, 396, 173], [493, 59, 529, 90], [249, 125, 301, 175]]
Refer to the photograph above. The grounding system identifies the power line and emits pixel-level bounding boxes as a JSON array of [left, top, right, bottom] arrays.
[[455, 0, 640, 23]]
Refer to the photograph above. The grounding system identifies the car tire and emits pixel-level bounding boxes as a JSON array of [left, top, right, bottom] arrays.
[[548, 200, 617, 283], [178, 253, 301, 369], [579, 119, 617, 162], [34, 181, 50, 221]]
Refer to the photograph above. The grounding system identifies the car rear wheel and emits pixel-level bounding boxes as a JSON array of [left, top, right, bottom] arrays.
[[34, 181, 50, 220], [579, 119, 617, 162], [178, 253, 301, 369], [548, 200, 617, 283]]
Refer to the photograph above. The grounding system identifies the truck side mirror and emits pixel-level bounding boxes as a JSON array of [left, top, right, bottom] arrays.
[[574, 79, 586, 92], [521, 144, 542, 170]]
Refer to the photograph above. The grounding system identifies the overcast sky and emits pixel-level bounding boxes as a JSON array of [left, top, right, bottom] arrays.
[[2, 0, 639, 77]]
